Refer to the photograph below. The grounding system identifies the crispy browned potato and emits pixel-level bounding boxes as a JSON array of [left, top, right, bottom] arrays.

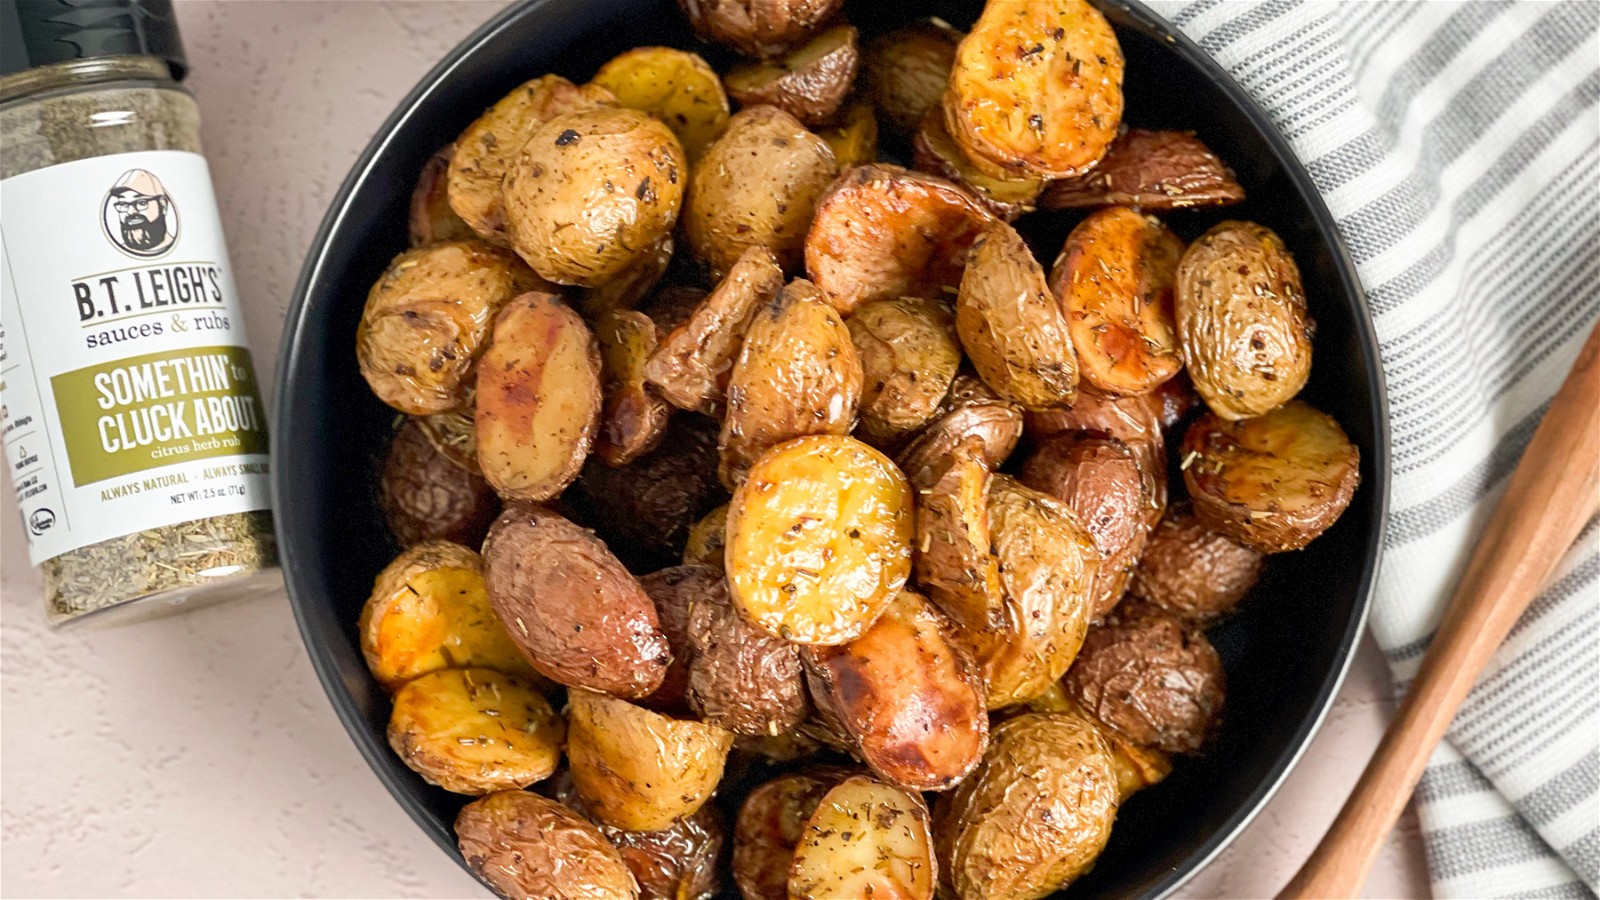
[[957, 221, 1079, 410], [547, 770, 725, 900], [1176, 221, 1312, 419], [678, 0, 842, 59], [635, 565, 708, 713], [803, 591, 988, 791], [896, 373, 1025, 488], [732, 769, 852, 900], [1131, 501, 1263, 624], [1025, 386, 1161, 447], [359, 541, 534, 691], [1011, 685, 1172, 801], [475, 292, 602, 501], [914, 437, 1003, 633], [790, 775, 937, 900], [503, 108, 687, 287], [574, 414, 729, 569], [805, 163, 995, 314], [943, 0, 1124, 179], [1181, 401, 1360, 552], [388, 668, 563, 794], [357, 241, 542, 415], [682, 503, 730, 569], [725, 25, 859, 126], [483, 505, 671, 697], [645, 246, 784, 414], [1050, 206, 1185, 395], [1063, 601, 1225, 754], [448, 75, 617, 245], [1040, 128, 1246, 210], [847, 296, 962, 445], [727, 435, 914, 645], [409, 144, 477, 246], [380, 417, 499, 548], [592, 46, 731, 160], [684, 568, 809, 735], [684, 106, 839, 276], [818, 100, 878, 169], [580, 234, 676, 320], [912, 110, 1044, 221], [718, 279, 862, 486], [861, 19, 962, 137], [457, 790, 640, 900], [594, 310, 673, 466], [567, 688, 735, 832], [933, 712, 1117, 900], [1021, 433, 1158, 620]]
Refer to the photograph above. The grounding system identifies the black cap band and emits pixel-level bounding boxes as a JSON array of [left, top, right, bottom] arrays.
[[0, 0, 187, 80]]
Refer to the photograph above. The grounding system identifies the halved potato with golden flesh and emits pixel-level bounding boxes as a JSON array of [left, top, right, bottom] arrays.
[[818, 100, 878, 170], [789, 775, 936, 900], [1180, 401, 1360, 552], [475, 292, 602, 501], [409, 144, 477, 247], [897, 374, 1025, 489], [644, 246, 784, 414], [847, 296, 962, 446], [805, 163, 995, 314], [914, 436, 1003, 633], [592, 46, 731, 160], [1040, 128, 1245, 210], [1050, 206, 1185, 396], [943, 0, 1124, 179], [682, 503, 730, 569], [1176, 220, 1312, 420], [566, 688, 735, 832], [913, 110, 1043, 221], [456, 791, 641, 900], [732, 769, 853, 900], [725, 25, 860, 126], [387, 668, 563, 795], [727, 435, 914, 645], [862, 19, 963, 137], [594, 310, 672, 466], [360, 541, 534, 691], [957, 221, 1079, 410]]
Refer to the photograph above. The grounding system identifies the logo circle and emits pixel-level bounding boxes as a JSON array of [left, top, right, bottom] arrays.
[[101, 169, 179, 259]]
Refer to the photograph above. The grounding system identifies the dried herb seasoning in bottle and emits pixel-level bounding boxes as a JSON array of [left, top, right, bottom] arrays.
[[1, 0, 278, 626]]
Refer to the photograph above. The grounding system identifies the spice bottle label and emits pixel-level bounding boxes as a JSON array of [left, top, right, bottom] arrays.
[[0, 150, 271, 566]]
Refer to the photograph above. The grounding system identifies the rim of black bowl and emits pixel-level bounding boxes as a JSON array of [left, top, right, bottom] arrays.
[[273, 1, 1391, 896]]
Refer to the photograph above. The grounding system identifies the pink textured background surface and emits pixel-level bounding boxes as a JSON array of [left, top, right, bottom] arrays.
[[0, 3, 1431, 897]]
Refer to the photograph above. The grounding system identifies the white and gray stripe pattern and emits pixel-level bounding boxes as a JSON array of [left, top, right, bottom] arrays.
[[1142, 2, 1600, 897]]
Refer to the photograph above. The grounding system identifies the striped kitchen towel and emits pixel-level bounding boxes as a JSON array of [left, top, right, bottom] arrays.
[[1139, 1, 1600, 898]]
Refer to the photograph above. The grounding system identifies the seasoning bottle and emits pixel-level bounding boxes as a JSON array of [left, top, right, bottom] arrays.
[[1, 0, 277, 626]]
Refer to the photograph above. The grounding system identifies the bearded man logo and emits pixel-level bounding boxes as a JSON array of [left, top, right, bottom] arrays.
[[101, 169, 179, 258]]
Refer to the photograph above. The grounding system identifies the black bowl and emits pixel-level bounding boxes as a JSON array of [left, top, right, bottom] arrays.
[[274, 1, 1390, 896]]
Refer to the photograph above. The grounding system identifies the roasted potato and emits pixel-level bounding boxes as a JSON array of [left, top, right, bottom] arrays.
[[483, 505, 671, 698], [965, 476, 1100, 709], [475, 291, 602, 501], [683, 503, 730, 569], [684, 106, 838, 276], [636, 565, 710, 712], [1063, 601, 1225, 754], [727, 435, 914, 645], [731, 769, 851, 900], [1148, 370, 1201, 431], [914, 437, 1003, 633], [933, 712, 1117, 900], [574, 414, 729, 569], [847, 296, 962, 445], [725, 25, 860, 126], [684, 568, 809, 735], [943, 0, 1124, 179], [817, 100, 878, 169], [380, 417, 499, 548], [1176, 221, 1312, 419], [547, 769, 726, 900], [1025, 386, 1161, 448], [448, 75, 617, 245], [805, 163, 995, 314], [566, 688, 735, 832], [790, 775, 937, 900], [456, 790, 640, 900], [718, 279, 862, 486], [388, 668, 563, 794], [803, 590, 988, 791], [359, 541, 534, 691], [580, 234, 676, 320], [594, 310, 673, 466], [861, 19, 962, 137], [503, 107, 687, 287], [913, 110, 1044, 220], [1131, 501, 1263, 624], [1050, 206, 1185, 395], [592, 46, 731, 160], [1181, 401, 1360, 552], [357, 241, 542, 415], [416, 404, 481, 471], [678, 0, 842, 59], [1021, 433, 1157, 619], [1013, 683, 1170, 799], [957, 221, 1079, 410], [409, 144, 477, 246], [1040, 127, 1246, 210], [897, 373, 1025, 488], [645, 246, 784, 414]]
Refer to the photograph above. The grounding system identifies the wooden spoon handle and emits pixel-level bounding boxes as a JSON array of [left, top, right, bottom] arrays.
[[1280, 320, 1600, 900]]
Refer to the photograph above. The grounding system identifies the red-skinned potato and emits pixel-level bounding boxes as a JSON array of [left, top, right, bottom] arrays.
[[1040, 127, 1246, 210], [546, 769, 726, 900], [897, 373, 1025, 489], [456, 791, 640, 900], [1131, 502, 1264, 624], [379, 417, 499, 548], [679, 0, 844, 59], [861, 19, 963, 137], [677, 567, 808, 736], [724, 25, 860, 127], [731, 768, 854, 900], [636, 565, 710, 713]]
